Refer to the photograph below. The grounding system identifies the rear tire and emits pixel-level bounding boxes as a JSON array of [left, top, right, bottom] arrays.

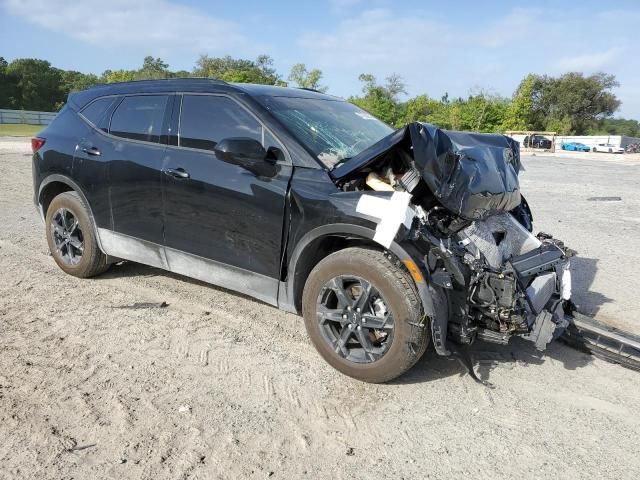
[[45, 191, 110, 278], [302, 247, 429, 383]]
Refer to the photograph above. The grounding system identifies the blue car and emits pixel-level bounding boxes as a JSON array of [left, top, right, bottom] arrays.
[[561, 142, 591, 152]]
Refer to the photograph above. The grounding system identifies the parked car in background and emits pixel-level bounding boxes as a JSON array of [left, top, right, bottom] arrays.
[[561, 142, 590, 152], [592, 143, 624, 153], [523, 135, 552, 149]]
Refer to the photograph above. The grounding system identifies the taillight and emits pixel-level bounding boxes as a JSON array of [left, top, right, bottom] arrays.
[[31, 137, 46, 153]]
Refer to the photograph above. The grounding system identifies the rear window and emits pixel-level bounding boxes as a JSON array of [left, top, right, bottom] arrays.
[[109, 95, 169, 143], [80, 97, 117, 129]]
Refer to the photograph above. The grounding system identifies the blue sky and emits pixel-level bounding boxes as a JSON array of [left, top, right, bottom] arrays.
[[2, 0, 639, 118]]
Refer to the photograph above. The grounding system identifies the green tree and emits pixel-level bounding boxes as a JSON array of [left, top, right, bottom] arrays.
[[0, 57, 20, 108], [287, 63, 327, 92], [53, 70, 101, 109], [402, 94, 438, 123], [589, 118, 640, 137], [400, 94, 454, 128], [5, 58, 64, 111], [3, 54, 636, 136], [193, 54, 282, 85], [446, 90, 510, 132], [100, 57, 170, 83], [101, 69, 136, 83], [400, 91, 508, 132], [502, 74, 537, 131], [171, 70, 191, 78], [509, 72, 621, 134], [547, 72, 619, 134], [60, 70, 100, 93], [135, 56, 170, 80], [349, 73, 406, 127]]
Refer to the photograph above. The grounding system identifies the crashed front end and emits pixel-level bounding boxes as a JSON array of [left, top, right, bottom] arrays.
[[332, 122, 574, 352], [420, 209, 573, 351]]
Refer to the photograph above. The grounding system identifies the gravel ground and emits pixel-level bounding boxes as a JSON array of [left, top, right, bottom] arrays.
[[519, 151, 640, 332], [1, 137, 639, 479]]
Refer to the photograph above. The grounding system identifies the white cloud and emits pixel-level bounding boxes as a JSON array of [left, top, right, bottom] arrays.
[[553, 48, 622, 72], [2, 0, 248, 54], [297, 6, 640, 118], [300, 9, 453, 67]]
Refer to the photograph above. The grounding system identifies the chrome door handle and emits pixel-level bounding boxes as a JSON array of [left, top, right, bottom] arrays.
[[163, 168, 190, 179], [80, 145, 101, 156]]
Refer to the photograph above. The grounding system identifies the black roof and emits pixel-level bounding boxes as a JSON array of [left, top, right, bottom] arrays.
[[68, 78, 340, 109]]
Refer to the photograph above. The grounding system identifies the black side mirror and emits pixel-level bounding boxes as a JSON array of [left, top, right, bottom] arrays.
[[214, 137, 280, 178], [214, 137, 267, 164]]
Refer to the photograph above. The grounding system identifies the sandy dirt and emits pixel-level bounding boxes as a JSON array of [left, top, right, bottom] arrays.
[[1, 137, 639, 479], [519, 152, 640, 332]]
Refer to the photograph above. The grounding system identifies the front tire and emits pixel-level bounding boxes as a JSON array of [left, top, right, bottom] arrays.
[[302, 247, 429, 383], [45, 191, 110, 278]]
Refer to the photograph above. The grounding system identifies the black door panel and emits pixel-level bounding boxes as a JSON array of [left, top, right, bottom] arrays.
[[163, 148, 291, 278], [163, 94, 292, 279], [107, 142, 167, 243], [105, 94, 171, 243]]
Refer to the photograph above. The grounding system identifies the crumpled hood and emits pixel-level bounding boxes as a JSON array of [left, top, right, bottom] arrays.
[[332, 122, 522, 220]]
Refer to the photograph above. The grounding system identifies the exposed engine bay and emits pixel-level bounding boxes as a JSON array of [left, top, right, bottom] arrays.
[[332, 122, 575, 351]]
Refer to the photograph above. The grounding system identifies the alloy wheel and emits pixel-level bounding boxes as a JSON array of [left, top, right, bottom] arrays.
[[316, 275, 394, 363], [51, 208, 84, 266]]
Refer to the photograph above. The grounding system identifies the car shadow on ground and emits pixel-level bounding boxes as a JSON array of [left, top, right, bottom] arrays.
[[98, 261, 597, 387], [570, 256, 613, 317], [393, 338, 594, 386]]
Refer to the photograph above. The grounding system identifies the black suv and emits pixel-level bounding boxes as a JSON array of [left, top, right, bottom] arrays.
[[32, 79, 573, 383], [523, 134, 552, 149]]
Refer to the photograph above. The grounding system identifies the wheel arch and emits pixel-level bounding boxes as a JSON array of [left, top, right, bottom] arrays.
[[38, 174, 105, 253], [280, 223, 438, 325]]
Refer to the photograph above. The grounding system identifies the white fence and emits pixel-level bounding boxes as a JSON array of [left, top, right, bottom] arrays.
[[0, 109, 57, 125]]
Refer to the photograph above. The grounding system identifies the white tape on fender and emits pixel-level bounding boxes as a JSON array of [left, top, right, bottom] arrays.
[[561, 261, 572, 300], [356, 192, 415, 248]]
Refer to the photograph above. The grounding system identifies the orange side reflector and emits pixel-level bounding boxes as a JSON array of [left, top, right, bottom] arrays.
[[403, 259, 425, 284]]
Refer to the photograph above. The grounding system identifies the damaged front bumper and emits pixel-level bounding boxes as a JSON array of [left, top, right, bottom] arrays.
[[332, 122, 576, 354], [420, 211, 574, 352]]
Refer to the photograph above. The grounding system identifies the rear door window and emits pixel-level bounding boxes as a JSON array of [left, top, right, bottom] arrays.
[[109, 95, 169, 143], [178, 95, 263, 151]]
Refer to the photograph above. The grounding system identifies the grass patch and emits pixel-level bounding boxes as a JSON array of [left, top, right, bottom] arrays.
[[0, 124, 46, 137]]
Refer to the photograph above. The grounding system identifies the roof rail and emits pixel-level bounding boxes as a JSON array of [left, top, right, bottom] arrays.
[[86, 77, 230, 90], [177, 76, 229, 85], [295, 87, 324, 94]]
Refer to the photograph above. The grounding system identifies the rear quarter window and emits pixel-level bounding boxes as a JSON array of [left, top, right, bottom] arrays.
[[80, 97, 118, 130], [109, 95, 169, 143]]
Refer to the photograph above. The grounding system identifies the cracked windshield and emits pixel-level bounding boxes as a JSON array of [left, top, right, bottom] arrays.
[[259, 96, 394, 168]]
